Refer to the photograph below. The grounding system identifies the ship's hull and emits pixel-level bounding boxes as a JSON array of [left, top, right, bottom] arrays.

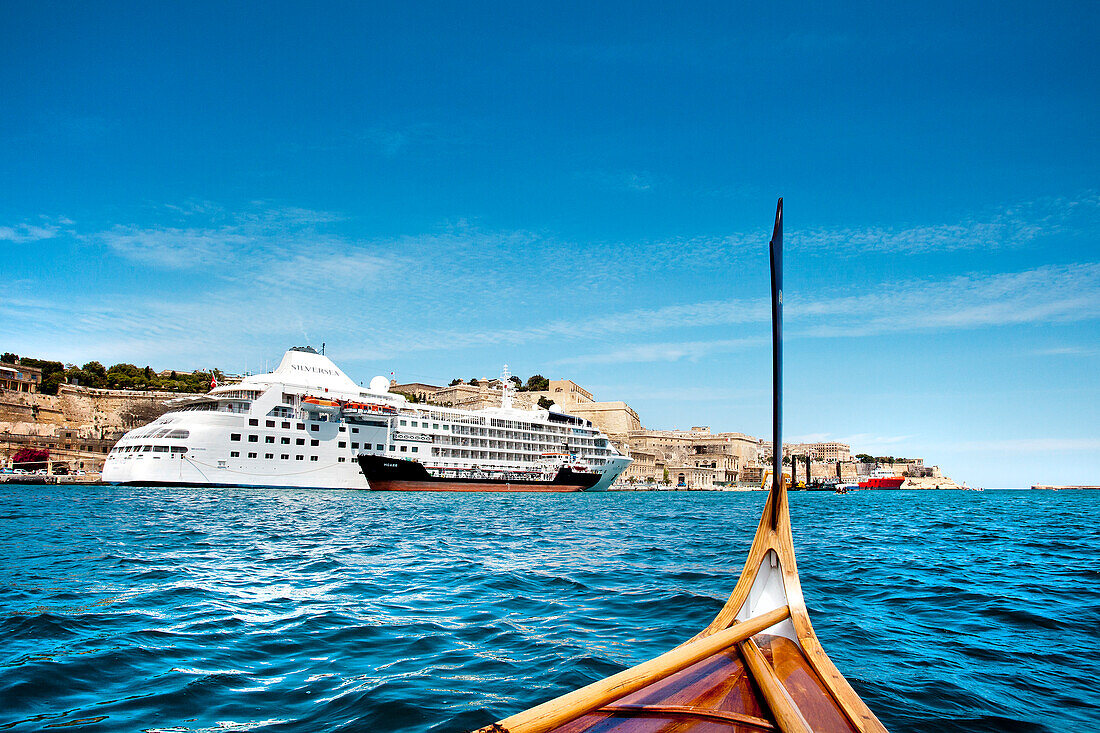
[[358, 454, 600, 492], [859, 476, 906, 489]]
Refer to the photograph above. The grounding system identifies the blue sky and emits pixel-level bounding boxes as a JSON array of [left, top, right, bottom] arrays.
[[2, 2, 1097, 487]]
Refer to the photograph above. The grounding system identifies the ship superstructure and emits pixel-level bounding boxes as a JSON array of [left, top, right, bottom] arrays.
[[101, 347, 630, 491]]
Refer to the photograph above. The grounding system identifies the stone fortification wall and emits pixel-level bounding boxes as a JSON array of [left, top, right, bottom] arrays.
[[0, 385, 204, 438]]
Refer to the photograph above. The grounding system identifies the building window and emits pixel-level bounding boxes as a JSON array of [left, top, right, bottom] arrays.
[[248, 452, 257, 458], [248, 435, 258, 442], [310, 439, 319, 446], [266, 420, 275, 427], [230, 433, 241, 441], [248, 419, 258, 426], [310, 456, 318, 461], [265, 436, 275, 444], [230, 451, 240, 457]]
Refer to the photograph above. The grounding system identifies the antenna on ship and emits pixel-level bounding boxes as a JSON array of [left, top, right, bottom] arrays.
[[501, 364, 514, 410]]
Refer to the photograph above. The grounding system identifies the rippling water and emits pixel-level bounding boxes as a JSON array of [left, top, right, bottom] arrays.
[[1, 486, 1097, 732]]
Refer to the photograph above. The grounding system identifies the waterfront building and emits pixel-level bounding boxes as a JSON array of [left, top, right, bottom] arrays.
[[0, 361, 42, 393]]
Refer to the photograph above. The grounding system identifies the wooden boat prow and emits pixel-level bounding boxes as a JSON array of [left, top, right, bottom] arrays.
[[474, 200, 888, 733]]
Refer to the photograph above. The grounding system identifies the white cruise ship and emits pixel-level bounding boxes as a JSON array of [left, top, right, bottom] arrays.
[[101, 347, 631, 491]]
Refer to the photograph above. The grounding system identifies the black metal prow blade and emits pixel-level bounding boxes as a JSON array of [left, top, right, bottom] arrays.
[[769, 198, 783, 529]]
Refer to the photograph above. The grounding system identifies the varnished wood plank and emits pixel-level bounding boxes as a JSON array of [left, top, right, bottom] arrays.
[[598, 704, 776, 730], [738, 638, 813, 733]]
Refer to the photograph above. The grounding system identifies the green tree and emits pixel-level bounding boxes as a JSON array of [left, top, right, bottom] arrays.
[[537, 396, 555, 410], [855, 454, 875, 463], [469, 378, 479, 386], [525, 374, 549, 391], [449, 378, 462, 386]]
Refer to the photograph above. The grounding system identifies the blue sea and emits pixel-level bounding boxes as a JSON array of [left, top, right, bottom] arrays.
[[1, 486, 1097, 732]]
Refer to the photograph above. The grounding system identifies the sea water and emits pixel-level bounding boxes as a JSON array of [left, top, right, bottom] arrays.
[[0, 486, 1096, 732]]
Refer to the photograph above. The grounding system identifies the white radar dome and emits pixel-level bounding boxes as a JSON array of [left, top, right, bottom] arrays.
[[369, 376, 390, 393], [548, 403, 564, 413]]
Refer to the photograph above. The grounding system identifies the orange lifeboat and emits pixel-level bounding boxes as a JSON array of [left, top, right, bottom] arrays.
[[301, 396, 342, 413]]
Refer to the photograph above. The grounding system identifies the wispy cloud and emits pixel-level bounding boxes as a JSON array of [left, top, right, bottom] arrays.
[[577, 170, 656, 192], [0, 217, 73, 243], [551, 337, 762, 367], [795, 193, 1099, 254]]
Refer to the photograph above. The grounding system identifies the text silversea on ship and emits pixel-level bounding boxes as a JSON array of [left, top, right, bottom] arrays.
[[101, 347, 631, 491]]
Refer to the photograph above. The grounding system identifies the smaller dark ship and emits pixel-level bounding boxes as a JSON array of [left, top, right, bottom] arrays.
[[358, 454, 601, 492]]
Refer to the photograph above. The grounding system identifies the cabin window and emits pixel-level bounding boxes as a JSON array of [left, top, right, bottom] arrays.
[[311, 425, 319, 432], [389, 444, 395, 451], [281, 454, 289, 460], [352, 427, 359, 433], [338, 441, 346, 448], [230, 433, 241, 441], [295, 455, 304, 461], [230, 451, 240, 457], [411, 446, 418, 453], [265, 436, 274, 444], [338, 457, 346, 462], [310, 439, 319, 446], [297, 423, 305, 430], [248, 452, 257, 458], [295, 438, 305, 445], [310, 456, 318, 461], [266, 420, 275, 427], [433, 424, 439, 429], [248, 419, 258, 426], [265, 453, 274, 459], [282, 422, 291, 429], [443, 425, 448, 430], [351, 442, 359, 449], [281, 437, 290, 444], [248, 435, 258, 442], [400, 445, 407, 452], [411, 421, 417, 427], [376, 444, 384, 450], [339, 426, 346, 432], [153, 445, 169, 453], [400, 420, 407, 426]]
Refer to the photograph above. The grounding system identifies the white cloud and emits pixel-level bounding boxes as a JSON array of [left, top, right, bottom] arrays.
[[0, 218, 71, 243]]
